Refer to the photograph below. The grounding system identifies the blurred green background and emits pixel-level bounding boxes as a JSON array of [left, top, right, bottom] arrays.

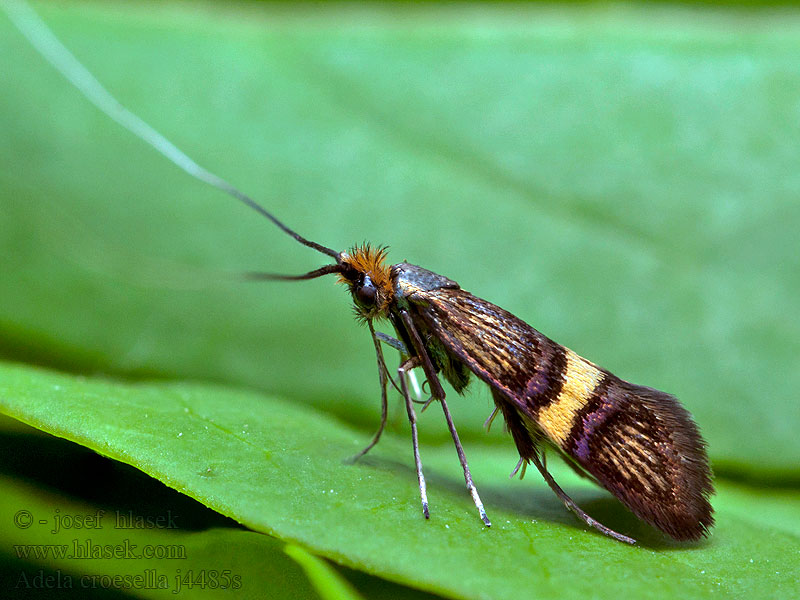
[[1, 1, 799, 599]]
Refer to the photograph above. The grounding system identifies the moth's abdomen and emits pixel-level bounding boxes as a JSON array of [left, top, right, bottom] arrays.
[[532, 354, 714, 540]]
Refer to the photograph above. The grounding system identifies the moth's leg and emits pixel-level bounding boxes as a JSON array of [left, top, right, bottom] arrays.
[[398, 356, 429, 519], [398, 309, 491, 527], [374, 331, 424, 403], [407, 370, 424, 404], [529, 452, 636, 545], [484, 406, 500, 431], [352, 325, 428, 462], [438, 394, 491, 527], [348, 322, 391, 462], [374, 331, 407, 353], [509, 457, 528, 479], [398, 310, 446, 399]]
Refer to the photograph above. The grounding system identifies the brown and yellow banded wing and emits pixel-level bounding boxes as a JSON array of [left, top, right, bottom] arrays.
[[408, 288, 566, 403], [410, 287, 714, 540], [560, 375, 715, 540]]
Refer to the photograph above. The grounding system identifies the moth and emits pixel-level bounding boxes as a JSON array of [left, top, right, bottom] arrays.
[[8, 0, 713, 544], [249, 216, 715, 544]]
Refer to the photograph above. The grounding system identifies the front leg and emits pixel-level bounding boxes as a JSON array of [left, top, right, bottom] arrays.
[[350, 324, 426, 463], [348, 321, 391, 462], [398, 309, 491, 527], [374, 331, 424, 403], [398, 355, 429, 519]]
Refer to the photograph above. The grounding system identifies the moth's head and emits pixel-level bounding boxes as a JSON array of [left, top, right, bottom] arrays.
[[338, 244, 394, 320]]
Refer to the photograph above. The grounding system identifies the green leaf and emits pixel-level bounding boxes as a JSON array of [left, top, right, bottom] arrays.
[[0, 431, 321, 599], [1, 361, 798, 599], [0, 410, 431, 600], [284, 545, 366, 600]]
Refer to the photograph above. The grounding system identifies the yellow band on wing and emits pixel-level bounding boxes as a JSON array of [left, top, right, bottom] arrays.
[[537, 349, 604, 446]]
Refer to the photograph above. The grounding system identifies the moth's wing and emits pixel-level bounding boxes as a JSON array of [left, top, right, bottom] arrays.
[[409, 288, 561, 407], [411, 287, 714, 540]]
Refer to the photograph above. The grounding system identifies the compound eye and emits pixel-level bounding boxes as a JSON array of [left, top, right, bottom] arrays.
[[356, 275, 378, 307]]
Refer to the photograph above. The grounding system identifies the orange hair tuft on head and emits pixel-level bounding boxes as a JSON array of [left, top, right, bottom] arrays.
[[339, 245, 392, 289]]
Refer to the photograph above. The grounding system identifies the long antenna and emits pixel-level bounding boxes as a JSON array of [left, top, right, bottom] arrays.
[[1, 0, 340, 260]]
